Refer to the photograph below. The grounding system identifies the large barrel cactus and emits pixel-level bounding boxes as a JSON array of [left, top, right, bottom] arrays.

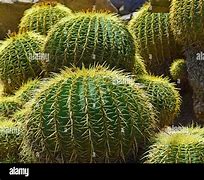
[[24, 66, 156, 163], [0, 32, 44, 94], [19, 2, 73, 36], [136, 75, 181, 128], [144, 126, 204, 163], [43, 12, 136, 73], [170, 0, 204, 44], [0, 119, 22, 163], [128, 4, 182, 75]]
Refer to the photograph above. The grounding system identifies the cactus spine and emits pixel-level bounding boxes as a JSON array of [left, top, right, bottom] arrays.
[[24, 66, 156, 163], [43, 12, 136, 73]]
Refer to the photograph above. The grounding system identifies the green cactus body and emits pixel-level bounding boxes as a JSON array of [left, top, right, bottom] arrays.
[[144, 126, 204, 163], [0, 97, 22, 118], [0, 32, 44, 94], [170, 0, 204, 44], [19, 2, 73, 35], [24, 66, 156, 163], [43, 12, 136, 73], [136, 75, 181, 128], [128, 4, 182, 75], [0, 119, 22, 163], [170, 59, 188, 82]]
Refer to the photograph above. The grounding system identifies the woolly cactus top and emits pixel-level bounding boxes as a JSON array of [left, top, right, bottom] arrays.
[[19, 2, 73, 35]]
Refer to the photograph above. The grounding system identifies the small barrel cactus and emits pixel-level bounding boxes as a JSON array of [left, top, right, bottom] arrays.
[[0, 97, 22, 118], [24, 66, 156, 163], [0, 119, 22, 163], [0, 32, 44, 94], [170, 0, 204, 44], [170, 59, 187, 82], [144, 126, 204, 163], [128, 4, 182, 75], [19, 2, 73, 35], [43, 12, 136, 73], [135, 75, 181, 128]]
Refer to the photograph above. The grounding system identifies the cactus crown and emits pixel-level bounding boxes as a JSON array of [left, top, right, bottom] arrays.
[[43, 12, 135, 73], [24, 65, 156, 163], [19, 2, 72, 35]]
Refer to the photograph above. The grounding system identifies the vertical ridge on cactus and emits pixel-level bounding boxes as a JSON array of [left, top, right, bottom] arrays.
[[128, 4, 182, 75], [0, 32, 45, 94], [24, 66, 156, 163], [43, 12, 136, 73], [19, 2, 73, 35]]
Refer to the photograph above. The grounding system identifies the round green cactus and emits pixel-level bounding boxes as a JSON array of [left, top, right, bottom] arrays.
[[19, 2, 73, 35], [0, 118, 22, 163], [170, 59, 188, 82], [135, 75, 181, 128], [43, 12, 136, 73], [128, 4, 182, 75], [0, 97, 22, 118], [24, 66, 156, 163], [144, 126, 204, 163], [0, 32, 44, 94], [170, 0, 204, 44]]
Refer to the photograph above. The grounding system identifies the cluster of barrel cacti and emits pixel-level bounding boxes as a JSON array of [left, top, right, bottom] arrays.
[[0, 0, 203, 164]]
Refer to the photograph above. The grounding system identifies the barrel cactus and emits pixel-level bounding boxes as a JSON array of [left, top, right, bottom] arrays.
[[0, 32, 44, 94], [0, 97, 22, 118], [19, 2, 73, 35], [0, 119, 22, 163], [136, 75, 181, 128], [144, 126, 204, 163], [170, 59, 187, 82], [43, 12, 136, 73], [128, 4, 182, 75], [170, 0, 204, 44], [24, 66, 156, 163]]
